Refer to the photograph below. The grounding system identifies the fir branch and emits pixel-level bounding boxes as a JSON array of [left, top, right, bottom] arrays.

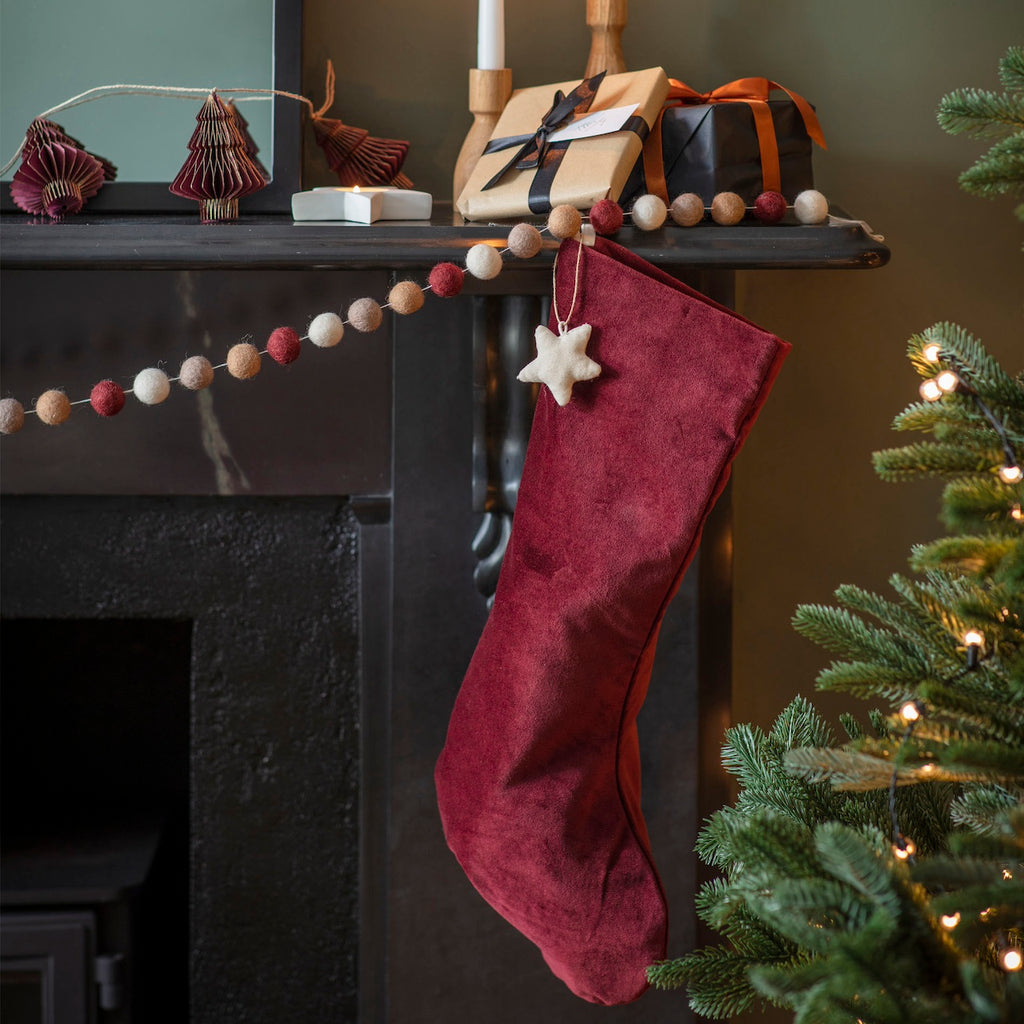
[[937, 87, 1024, 138], [959, 132, 1024, 200], [873, 440, 1008, 481], [999, 47, 1024, 94]]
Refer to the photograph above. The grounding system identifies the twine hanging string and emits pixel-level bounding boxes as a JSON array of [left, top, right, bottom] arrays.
[[551, 233, 586, 333], [0, 62, 347, 176]]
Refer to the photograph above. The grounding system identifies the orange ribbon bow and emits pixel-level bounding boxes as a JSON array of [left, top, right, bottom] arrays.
[[642, 77, 827, 205]]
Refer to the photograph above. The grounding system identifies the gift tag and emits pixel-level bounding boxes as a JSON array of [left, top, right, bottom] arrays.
[[546, 103, 640, 144]]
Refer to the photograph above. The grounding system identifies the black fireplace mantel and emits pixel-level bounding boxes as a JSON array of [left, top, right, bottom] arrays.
[[0, 208, 888, 1023], [0, 203, 889, 272]]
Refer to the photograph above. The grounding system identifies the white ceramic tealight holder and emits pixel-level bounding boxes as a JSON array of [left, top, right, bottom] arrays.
[[291, 187, 433, 223]]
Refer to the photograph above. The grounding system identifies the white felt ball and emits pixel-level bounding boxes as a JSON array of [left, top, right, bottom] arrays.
[[465, 243, 503, 280], [308, 312, 345, 348], [631, 194, 668, 231], [133, 367, 171, 405], [793, 189, 829, 224]]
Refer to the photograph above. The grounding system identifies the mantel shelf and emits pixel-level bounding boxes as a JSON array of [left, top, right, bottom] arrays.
[[0, 202, 889, 272]]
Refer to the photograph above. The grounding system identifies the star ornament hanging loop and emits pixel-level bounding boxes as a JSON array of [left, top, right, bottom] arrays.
[[517, 321, 600, 407]]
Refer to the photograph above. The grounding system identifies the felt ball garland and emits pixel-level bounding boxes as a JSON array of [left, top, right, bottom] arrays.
[[0, 187, 833, 437]]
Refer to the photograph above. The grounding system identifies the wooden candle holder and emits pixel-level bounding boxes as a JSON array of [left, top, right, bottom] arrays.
[[453, 67, 513, 208], [585, 0, 628, 77]]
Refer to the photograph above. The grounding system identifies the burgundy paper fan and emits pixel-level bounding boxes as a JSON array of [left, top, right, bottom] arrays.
[[10, 137, 106, 221], [312, 115, 412, 188], [169, 91, 267, 223], [309, 59, 413, 188], [24, 118, 118, 182], [225, 100, 269, 182]]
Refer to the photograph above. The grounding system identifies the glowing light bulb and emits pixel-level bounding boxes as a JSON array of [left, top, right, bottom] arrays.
[[1012, 504, 1023, 521], [899, 701, 922, 723], [964, 629, 984, 646], [920, 763, 936, 776], [893, 836, 916, 860], [922, 342, 942, 363], [940, 912, 961, 929], [936, 370, 960, 393], [999, 464, 1023, 484], [1003, 869, 1013, 880], [1000, 947, 1022, 972], [919, 378, 943, 402]]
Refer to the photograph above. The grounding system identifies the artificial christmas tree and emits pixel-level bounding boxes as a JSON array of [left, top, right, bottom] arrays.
[[648, 46, 1024, 1022]]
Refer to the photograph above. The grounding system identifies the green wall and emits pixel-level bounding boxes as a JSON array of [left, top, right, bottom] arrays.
[[302, 0, 1023, 739]]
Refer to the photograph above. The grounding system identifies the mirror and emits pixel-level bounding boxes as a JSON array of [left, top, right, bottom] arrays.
[[0, 0, 301, 213]]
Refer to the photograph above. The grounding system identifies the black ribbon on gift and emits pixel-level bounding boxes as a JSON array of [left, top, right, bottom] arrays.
[[478, 70, 651, 214]]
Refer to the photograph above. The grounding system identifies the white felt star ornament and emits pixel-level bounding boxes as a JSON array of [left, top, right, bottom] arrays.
[[517, 323, 601, 407]]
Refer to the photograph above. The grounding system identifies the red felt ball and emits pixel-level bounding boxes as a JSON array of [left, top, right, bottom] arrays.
[[588, 199, 624, 236], [429, 261, 464, 298], [267, 326, 301, 364], [90, 379, 126, 417], [753, 190, 787, 224]]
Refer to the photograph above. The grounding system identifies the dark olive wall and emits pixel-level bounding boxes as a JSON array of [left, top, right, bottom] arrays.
[[301, 0, 1024, 739]]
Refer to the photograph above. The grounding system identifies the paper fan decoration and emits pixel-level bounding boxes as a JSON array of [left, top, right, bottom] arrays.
[[24, 117, 118, 182], [169, 91, 268, 222], [310, 60, 413, 188], [225, 99, 269, 182], [8, 117, 117, 220], [10, 137, 106, 221]]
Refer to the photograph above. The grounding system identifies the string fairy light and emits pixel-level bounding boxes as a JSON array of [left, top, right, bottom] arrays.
[[0, 189, 835, 438], [916, 342, 1022, 488]]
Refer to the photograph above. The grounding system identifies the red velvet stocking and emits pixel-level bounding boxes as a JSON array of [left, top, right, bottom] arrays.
[[435, 237, 789, 1005]]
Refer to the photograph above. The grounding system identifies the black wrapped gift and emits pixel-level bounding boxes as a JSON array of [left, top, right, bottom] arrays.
[[623, 77, 827, 207]]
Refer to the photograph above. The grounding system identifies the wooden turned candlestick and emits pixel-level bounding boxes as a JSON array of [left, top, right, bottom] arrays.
[[585, 0, 628, 77], [453, 67, 513, 207]]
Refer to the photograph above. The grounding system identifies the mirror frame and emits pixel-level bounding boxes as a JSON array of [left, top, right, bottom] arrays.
[[1, 0, 302, 215]]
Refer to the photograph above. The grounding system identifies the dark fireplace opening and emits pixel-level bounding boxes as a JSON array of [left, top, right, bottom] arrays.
[[1, 617, 191, 1024]]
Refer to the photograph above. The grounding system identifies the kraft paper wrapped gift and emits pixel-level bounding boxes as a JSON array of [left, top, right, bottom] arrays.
[[456, 67, 670, 221]]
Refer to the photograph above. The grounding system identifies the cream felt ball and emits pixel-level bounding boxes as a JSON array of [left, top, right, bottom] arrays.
[[348, 297, 383, 332], [133, 367, 171, 404], [466, 243, 503, 280], [794, 189, 829, 224], [670, 193, 705, 227], [631, 194, 667, 231], [0, 397, 25, 434], [308, 312, 344, 348], [179, 355, 215, 390], [507, 223, 543, 259], [36, 389, 71, 425], [226, 343, 262, 380]]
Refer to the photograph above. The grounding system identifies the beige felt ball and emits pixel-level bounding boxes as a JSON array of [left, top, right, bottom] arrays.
[[308, 312, 344, 348], [348, 297, 383, 332], [670, 193, 705, 227], [227, 342, 262, 380], [0, 397, 25, 434], [465, 243, 503, 281], [630, 194, 667, 231], [547, 204, 582, 240], [36, 389, 71, 425], [179, 355, 214, 391], [794, 189, 829, 224], [388, 280, 425, 315], [507, 222, 543, 259], [711, 191, 746, 226]]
